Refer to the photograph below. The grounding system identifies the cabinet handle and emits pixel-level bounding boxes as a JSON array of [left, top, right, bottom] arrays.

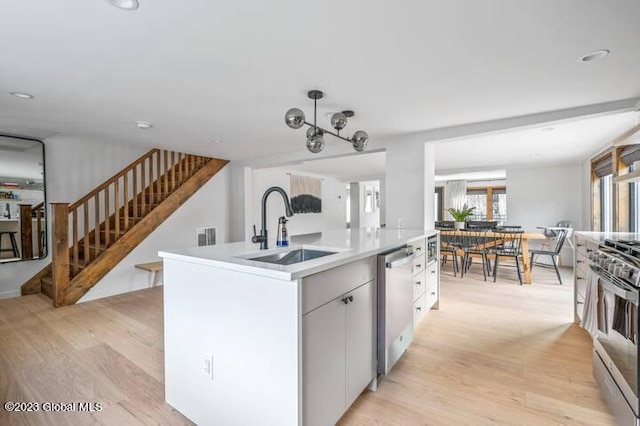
[[416, 264, 421, 269], [416, 307, 422, 311], [577, 244, 584, 247], [577, 301, 585, 304], [416, 281, 421, 286], [431, 292, 436, 296], [342, 297, 350, 305], [587, 249, 594, 253], [431, 270, 436, 274], [576, 276, 584, 280], [577, 260, 584, 264]]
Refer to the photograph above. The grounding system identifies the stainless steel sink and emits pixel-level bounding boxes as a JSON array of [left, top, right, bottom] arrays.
[[246, 248, 337, 265]]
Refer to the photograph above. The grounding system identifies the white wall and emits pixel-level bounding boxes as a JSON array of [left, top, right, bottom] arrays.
[[506, 163, 582, 263], [386, 141, 435, 230], [359, 180, 380, 228], [251, 168, 347, 237], [0, 136, 147, 299], [80, 165, 232, 302]]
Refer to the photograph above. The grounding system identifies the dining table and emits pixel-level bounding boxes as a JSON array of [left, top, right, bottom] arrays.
[[440, 229, 547, 284]]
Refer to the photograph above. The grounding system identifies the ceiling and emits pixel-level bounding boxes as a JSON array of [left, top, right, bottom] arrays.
[[1, 1, 640, 164]]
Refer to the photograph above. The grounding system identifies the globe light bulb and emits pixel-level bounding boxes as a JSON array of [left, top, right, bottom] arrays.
[[330, 112, 347, 131], [285, 108, 305, 129], [351, 130, 369, 152], [306, 134, 325, 153]]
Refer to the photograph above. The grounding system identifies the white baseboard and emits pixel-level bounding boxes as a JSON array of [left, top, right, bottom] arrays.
[[0, 289, 21, 299]]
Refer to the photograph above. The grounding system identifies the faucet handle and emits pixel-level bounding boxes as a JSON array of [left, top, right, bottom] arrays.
[[251, 225, 265, 244]]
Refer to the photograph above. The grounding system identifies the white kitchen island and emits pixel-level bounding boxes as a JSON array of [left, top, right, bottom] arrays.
[[159, 228, 438, 426]]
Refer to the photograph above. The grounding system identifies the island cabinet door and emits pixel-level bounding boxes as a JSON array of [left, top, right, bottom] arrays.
[[303, 298, 346, 426], [345, 280, 376, 408]]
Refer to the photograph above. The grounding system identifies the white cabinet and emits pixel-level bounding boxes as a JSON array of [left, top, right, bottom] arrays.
[[345, 281, 375, 408], [303, 296, 346, 426], [302, 259, 376, 426], [410, 237, 440, 329], [574, 234, 596, 323]]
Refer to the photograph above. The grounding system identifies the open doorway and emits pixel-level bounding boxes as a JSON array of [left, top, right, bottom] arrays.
[[347, 180, 381, 228]]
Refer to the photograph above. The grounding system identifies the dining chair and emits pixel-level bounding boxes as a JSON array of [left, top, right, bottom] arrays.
[[529, 228, 568, 284], [460, 229, 492, 281], [439, 230, 460, 277], [492, 230, 524, 285]]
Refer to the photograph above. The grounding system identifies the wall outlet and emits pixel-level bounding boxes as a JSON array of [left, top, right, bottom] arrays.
[[202, 352, 214, 380]]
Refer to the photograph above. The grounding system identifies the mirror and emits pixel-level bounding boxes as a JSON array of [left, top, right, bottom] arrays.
[[0, 135, 47, 263]]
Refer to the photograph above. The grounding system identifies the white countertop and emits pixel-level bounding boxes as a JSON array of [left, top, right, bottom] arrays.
[[159, 228, 434, 281], [576, 231, 640, 242]]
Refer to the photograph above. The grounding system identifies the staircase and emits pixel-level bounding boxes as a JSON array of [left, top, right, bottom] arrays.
[[21, 149, 228, 307]]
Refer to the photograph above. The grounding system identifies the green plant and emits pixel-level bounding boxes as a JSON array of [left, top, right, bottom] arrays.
[[447, 204, 476, 222]]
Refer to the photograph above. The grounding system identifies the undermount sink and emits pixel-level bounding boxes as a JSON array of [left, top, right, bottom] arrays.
[[246, 248, 338, 265]]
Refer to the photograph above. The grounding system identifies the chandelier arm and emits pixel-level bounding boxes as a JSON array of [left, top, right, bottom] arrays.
[[302, 121, 355, 145]]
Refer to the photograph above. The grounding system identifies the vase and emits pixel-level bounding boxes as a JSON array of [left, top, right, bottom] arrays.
[[454, 221, 465, 230]]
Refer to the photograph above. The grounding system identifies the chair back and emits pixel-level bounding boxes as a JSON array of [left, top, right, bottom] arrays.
[[550, 228, 568, 254], [440, 230, 460, 250], [556, 220, 573, 228], [435, 220, 455, 230], [460, 229, 492, 253], [466, 220, 498, 230], [493, 230, 524, 256], [495, 225, 522, 231]]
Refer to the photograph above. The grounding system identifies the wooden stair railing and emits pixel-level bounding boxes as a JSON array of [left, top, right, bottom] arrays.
[[21, 149, 228, 306]]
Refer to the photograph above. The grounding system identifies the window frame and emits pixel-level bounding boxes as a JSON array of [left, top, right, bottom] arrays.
[[466, 186, 506, 221]]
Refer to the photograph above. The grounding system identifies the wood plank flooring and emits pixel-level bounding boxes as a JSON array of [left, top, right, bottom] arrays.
[[0, 261, 615, 425], [340, 263, 616, 425]]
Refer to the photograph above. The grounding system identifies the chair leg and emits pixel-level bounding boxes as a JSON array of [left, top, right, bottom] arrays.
[[530, 254, 535, 270], [551, 255, 562, 285], [452, 253, 458, 277], [481, 254, 487, 281], [493, 254, 499, 282], [515, 256, 523, 285]]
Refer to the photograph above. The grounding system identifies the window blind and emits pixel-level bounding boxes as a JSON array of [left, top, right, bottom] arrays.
[[620, 145, 640, 167], [592, 155, 613, 178]]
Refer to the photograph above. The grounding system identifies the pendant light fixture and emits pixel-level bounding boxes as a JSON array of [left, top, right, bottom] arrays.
[[285, 90, 369, 153]]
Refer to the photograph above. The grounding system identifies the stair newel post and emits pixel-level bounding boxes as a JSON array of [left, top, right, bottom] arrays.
[[19, 204, 33, 260], [51, 203, 70, 307]]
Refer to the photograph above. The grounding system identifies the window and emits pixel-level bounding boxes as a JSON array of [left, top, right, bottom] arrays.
[[465, 186, 506, 222], [600, 174, 613, 232], [466, 189, 488, 220]]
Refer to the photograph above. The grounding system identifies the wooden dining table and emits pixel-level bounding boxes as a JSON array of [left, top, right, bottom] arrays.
[[440, 230, 546, 284]]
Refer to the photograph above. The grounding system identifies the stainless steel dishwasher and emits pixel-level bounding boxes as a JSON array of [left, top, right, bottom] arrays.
[[377, 246, 415, 376]]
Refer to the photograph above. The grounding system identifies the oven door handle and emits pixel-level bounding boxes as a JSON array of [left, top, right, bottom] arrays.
[[600, 278, 639, 306]]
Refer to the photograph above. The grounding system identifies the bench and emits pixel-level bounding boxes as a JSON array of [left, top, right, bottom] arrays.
[[135, 261, 163, 287]]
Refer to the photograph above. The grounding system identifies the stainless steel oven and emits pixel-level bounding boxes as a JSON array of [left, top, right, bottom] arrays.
[[589, 240, 640, 426], [426, 235, 437, 264]]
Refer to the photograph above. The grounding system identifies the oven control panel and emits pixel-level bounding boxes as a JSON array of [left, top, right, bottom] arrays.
[[590, 249, 640, 287]]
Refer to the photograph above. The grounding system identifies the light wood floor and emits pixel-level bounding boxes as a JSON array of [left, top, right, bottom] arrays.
[[0, 262, 615, 425], [340, 263, 616, 425]]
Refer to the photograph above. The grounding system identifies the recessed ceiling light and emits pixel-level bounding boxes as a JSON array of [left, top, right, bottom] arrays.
[[10, 91, 35, 99], [135, 121, 153, 129], [211, 139, 223, 144], [541, 127, 555, 132], [578, 49, 610, 63], [106, 0, 139, 10]]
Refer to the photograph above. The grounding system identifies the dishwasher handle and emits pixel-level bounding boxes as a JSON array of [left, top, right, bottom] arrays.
[[385, 249, 414, 269]]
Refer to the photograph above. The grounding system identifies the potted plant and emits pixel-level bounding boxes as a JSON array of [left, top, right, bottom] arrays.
[[447, 204, 476, 230]]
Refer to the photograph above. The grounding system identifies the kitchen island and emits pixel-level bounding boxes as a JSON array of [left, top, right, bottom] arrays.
[[159, 228, 438, 426]]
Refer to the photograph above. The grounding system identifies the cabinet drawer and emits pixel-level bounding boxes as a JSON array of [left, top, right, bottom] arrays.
[[413, 254, 426, 276], [576, 273, 587, 299], [413, 271, 426, 302], [413, 293, 426, 327], [302, 257, 376, 314], [426, 261, 437, 287], [426, 288, 438, 311], [409, 238, 426, 257]]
